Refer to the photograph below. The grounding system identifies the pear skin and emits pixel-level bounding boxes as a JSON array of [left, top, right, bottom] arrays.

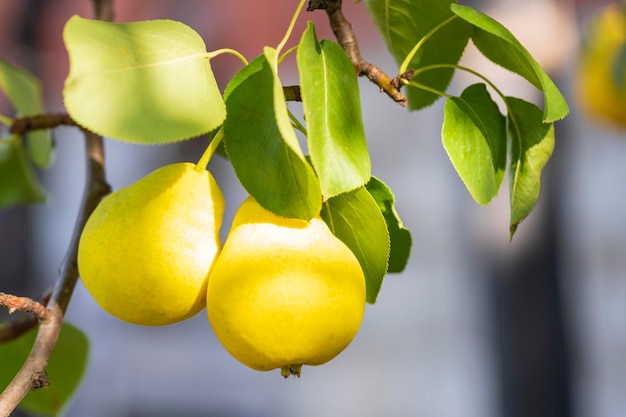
[[78, 162, 224, 326]]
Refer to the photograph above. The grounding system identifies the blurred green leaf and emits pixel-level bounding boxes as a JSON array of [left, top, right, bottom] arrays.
[[0, 322, 89, 416], [442, 83, 506, 205], [321, 186, 389, 303], [507, 97, 554, 237], [298, 22, 370, 199], [364, 0, 471, 109], [0, 59, 54, 168], [365, 177, 411, 273], [63, 15, 225, 143], [223, 51, 321, 220], [0, 136, 46, 208], [451, 4, 569, 122]]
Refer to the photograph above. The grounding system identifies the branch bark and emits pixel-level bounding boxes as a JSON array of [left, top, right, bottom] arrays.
[[0, 293, 49, 319], [0, 129, 109, 416], [10, 113, 77, 135], [0, 291, 51, 344], [308, 0, 408, 107], [0, 2, 112, 414]]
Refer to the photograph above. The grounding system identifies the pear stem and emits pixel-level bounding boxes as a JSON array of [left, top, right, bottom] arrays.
[[195, 128, 224, 172], [280, 364, 302, 378], [0, 114, 12, 126], [276, 0, 307, 55]]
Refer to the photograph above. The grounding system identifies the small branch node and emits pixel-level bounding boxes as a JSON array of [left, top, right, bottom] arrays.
[[309, 0, 408, 107], [31, 370, 49, 390], [391, 69, 415, 90]]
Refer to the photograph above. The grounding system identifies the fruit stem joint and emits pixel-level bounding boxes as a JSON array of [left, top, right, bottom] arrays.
[[281, 364, 303, 378]]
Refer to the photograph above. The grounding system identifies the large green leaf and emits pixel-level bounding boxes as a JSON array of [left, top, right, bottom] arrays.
[[451, 4, 569, 123], [364, 0, 472, 109], [0, 322, 89, 416], [0, 136, 46, 208], [442, 83, 506, 205], [0, 59, 54, 168], [63, 16, 225, 144], [321, 186, 390, 303], [507, 97, 555, 237], [298, 22, 370, 199], [365, 177, 411, 273], [223, 51, 321, 220]]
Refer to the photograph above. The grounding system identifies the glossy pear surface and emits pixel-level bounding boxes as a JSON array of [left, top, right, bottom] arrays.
[[207, 197, 366, 377], [78, 162, 224, 325]]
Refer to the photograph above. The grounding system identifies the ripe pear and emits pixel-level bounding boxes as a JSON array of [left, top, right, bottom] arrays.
[[207, 196, 366, 377], [78, 162, 224, 326], [575, 3, 626, 128]]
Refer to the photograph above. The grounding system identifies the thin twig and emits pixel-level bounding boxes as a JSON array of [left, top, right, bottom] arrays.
[[0, 293, 49, 319], [10, 113, 77, 135], [0, 318, 39, 343], [308, 0, 408, 106], [53, 130, 109, 314], [0, 290, 52, 344], [0, 2, 111, 414], [0, 128, 109, 416]]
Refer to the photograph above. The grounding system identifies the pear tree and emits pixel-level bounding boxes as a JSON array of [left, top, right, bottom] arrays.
[[0, 0, 568, 415]]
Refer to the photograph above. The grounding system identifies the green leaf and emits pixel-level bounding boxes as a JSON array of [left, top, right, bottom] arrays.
[[63, 15, 225, 144], [364, 0, 472, 109], [0, 136, 46, 208], [321, 186, 390, 303], [507, 97, 554, 237], [442, 83, 506, 205], [297, 22, 370, 199], [450, 3, 569, 123], [223, 51, 321, 220], [0, 322, 89, 416], [365, 177, 411, 273], [0, 59, 54, 168]]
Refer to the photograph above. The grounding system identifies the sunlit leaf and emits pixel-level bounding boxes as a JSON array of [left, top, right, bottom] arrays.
[[223, 52, 321, 220], [0, 59, 53, 168], [364, 0, 472, 109], [507, 97, 555, 237], [298, 22, 370, 199], [63, 15, 225, 144], [0, 136, 46, 208], [321, 186, 389, 303], [365, 177, 411, 273], [442, 83, 506, 204], [0, 322, 89, 416], [451, 3, 569, 122]]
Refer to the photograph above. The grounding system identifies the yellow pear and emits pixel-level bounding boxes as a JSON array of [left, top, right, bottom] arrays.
[[207, 196, 366, 377], [575, 3, 626, 129], [78, 162, 224, 326]]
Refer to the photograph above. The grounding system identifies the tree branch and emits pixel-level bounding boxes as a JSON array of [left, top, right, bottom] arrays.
[[0, 293, 49, 319], [0, 317, 39, 343], [0, 291, 52, 344], [0, 129, 109, 416], [308, 0, 408, 107], [0, 3, 112, 414], [10, 113, 77, 135]]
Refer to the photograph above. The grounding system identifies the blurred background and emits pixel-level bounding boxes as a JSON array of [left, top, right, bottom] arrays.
[[1, 0, 626, 416]]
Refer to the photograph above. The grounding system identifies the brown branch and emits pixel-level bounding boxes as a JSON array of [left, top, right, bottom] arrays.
[[0, 3, 111, 414], [0, 293, 49, 319], [0, 128, 109, 416], [0, 291, 52, 344], [308, 0, 408, 107], [10, 113, 77, 135], [0, 318, 39, 343], [283, 85, 302, 102]]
